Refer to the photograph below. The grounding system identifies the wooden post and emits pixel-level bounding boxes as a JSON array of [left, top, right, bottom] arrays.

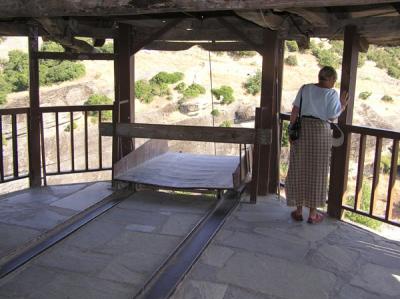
[[328, 25, 359, 219], [115, 23, 135, 158], [258, 29, 279, 195], [28, 25, 41, 187], [268, 39, 284, 194]]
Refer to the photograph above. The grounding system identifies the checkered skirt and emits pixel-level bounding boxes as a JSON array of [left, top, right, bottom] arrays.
[[285, 118, 331, 208]]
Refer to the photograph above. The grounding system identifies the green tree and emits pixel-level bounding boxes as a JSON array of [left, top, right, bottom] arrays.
[[135, 80, 154, 103], [285, 55, 298, 66], [286, 41, 299, 52], [0, 74, 11, 105], [84, 94, 113, 120], [150, 72, 184, 85], [3, 50, 29, 91]]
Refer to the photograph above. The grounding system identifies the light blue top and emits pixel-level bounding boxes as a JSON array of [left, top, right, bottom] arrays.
[[293, 84, 341, 121]]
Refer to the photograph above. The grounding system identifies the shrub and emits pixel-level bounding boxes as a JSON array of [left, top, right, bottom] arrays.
[[174, 82, 186, 93], [212, 85, 234, 105], [381, 95, 393, 102], [358, 91, 372, 100], [380, 154, 391, 174], [243, 70, 261, 95], [343, 182, 382, 230], [42, 61, 85, 84], [3, 50, 29, 91], [285, 55, 298, 66], [227, 51, 257, 59], [150, 81, 169, 97], [182, 83, 206, 99], [0, 74, 11, 105], [150, 72, 184, 85], [64, 121, 78, 132], [219, 120, 232, 127], [329, 40, 343, 55], [286, 41, 299, 52], [41, 41, 64, 52], [99, 42, 113, 53], [135, 80, 154, 103], [84, 94, 113, 120], [358, 53, 367, 67], [316, 49, 341, 68], [281, 122, 289, 147], [211, 109, 220, 117], [388, 66, 400, 79]]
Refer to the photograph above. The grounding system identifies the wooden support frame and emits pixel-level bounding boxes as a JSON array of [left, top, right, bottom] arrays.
[[114, 23, 135, 158], [328, 25, 359, 219], [28, 25, 42, 187], [35, 52, 115, 60], [258, 29, 280, 195]]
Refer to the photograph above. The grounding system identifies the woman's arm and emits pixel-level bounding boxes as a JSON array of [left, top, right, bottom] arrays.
[[290, 105, 300, 125]]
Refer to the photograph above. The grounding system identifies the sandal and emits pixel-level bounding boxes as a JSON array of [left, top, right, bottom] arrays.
[[291, 211, 303, 222], [307, 213, 324, 224]]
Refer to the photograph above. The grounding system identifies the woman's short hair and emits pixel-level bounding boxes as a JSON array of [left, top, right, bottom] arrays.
[[318, 66, 337, 82]]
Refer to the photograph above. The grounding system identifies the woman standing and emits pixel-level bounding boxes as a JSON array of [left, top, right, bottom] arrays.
[[285, 66, 348, 224]]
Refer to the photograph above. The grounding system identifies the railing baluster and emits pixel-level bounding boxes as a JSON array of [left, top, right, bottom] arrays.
[[98, 110, 102, 169], [354, 134, 366, 210], [55, 112, 60, 173], [0, 115, 4, 182], [12, 114, 18, 178], [370, 136, 382, 215], [85, 110, 88, 170], [40, 113, 47, 186], [386, 139, 398, 221], [70, 112, 75, 171]]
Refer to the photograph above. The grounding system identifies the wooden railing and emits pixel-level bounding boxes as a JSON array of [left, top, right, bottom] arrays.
[[0, 105, 113, 185], [39, 105, 113, 183], [0, 107, 30, 183], [279, 112, 400, 227]]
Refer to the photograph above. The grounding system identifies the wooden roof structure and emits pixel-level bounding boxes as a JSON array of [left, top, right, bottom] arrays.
[[0, 1, 399, 53]]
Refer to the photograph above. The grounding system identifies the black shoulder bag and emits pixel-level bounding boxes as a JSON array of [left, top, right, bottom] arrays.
[[288, 86, 304, 142]]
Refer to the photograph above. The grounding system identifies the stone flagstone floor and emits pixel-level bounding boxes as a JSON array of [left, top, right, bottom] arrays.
[[172, 195, 400, 299]]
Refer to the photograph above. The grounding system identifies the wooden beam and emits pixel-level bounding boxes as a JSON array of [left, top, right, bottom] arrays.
[[144, 41, 259, 51], [100, 123, 271, 145], [132, 18, 184, 54], [234, 10, 287, 30], [35, 52, 115, 60], [217, 17, 263, 54], [282, 7, 336, 27], [28, 26, 41, 187], [0, 1, 396, 18], [328, 25, 359, 219], [257, 29, 279, 195]]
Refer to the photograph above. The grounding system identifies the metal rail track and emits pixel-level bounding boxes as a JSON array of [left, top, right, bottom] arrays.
[[0, 189, 133, 279], [133, 190, 241, 299]]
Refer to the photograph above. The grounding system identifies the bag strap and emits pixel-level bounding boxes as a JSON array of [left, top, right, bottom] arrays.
[[298, 85, 305, 118]]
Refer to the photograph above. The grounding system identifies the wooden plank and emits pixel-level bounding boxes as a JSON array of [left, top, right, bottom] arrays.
[[327, 25, 359, 219], [35, 51, 115, 61], [0, 107, 30, 115], [40, 113, 47, 185], [370, 137, 382, 215], [98, 111, 102, 169], [354, 134, 366, 210], [0, 1, 396, 18], [84, 111, 89, 171], [114, 139, 168, 179], [386, 139, 398, 220], [28, 26, 42, 187], [145, 41, 259, 52], [250, 108, 263, 203], [100, 123, 269, 145]]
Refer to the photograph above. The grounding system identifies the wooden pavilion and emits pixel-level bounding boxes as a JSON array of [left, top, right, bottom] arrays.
[[0, 0, 399, 226]]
